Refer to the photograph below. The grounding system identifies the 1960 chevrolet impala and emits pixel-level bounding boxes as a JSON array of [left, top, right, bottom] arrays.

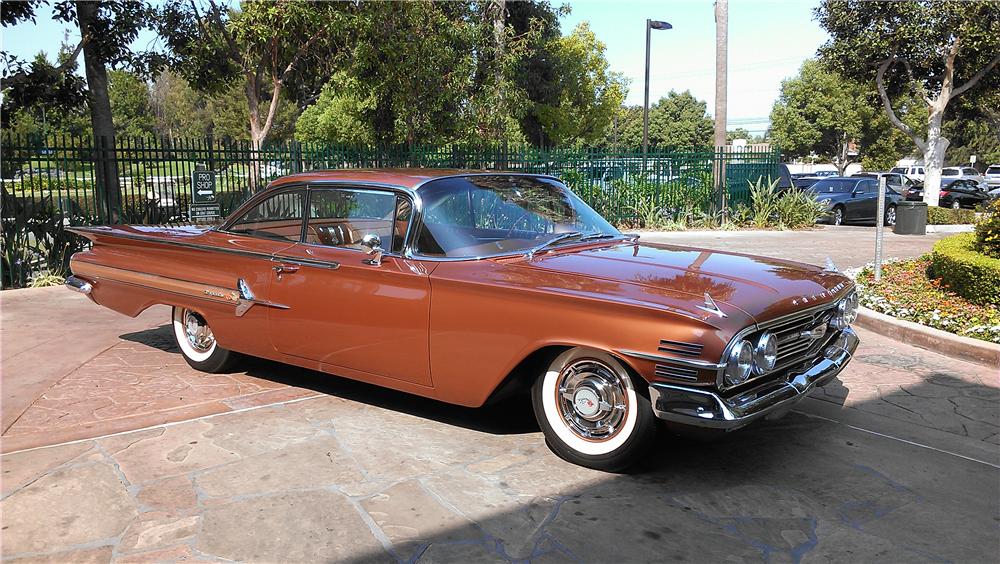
[[67, 169, 859, 471]]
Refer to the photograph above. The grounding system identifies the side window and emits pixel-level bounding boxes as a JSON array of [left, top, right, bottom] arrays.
[[227, 190, 304, 241], [864, 180, 877, 193], [886, 175, 901, 189], [305, 188, 403, 252]]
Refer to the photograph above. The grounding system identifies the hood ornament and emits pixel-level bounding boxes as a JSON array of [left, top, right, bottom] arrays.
[[824, 257, 839, 273], [697, 292, 727, 318]]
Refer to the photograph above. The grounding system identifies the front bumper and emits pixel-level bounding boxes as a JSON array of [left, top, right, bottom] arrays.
[[649, 327, 859, 430]]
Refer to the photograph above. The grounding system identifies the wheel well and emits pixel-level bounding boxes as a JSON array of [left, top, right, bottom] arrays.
[[482, 345, 570, 406]]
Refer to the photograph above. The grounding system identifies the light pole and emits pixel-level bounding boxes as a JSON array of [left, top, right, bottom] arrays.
[[643, 18, 672, 171]]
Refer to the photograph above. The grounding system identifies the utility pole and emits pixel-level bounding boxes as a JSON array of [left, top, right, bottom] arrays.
[[713, 0, 729, 218]]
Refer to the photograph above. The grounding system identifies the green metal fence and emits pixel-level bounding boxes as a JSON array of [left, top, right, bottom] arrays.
[[1, 134, 781, 227]]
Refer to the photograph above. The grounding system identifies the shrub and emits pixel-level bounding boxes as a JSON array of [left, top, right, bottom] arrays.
[[926, 206, 975, 225], [730, 178, 825, 230], [855, 256, 1000, 343], [1, 189, 89, 289], [974, 199, 1000, 258], [930, 233, 1000, 306]]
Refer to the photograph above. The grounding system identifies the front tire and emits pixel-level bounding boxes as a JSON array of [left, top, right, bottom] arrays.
[[831, 206, 845, 225], [171, 306, 240, 373], [884, 204, 897, 226], [951, 200, 961, 209], [531, 348, 658, 472]]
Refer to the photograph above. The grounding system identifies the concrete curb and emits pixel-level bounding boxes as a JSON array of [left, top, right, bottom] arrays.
[[925, 224, 975, 233], [855, 307, 1000, 368]]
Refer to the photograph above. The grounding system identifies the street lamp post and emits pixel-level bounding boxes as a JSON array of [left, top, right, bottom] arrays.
[[643, 19, 672, 172]]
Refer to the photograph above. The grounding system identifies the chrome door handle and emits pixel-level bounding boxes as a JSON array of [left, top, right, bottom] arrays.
[[273, 264, 300, 275]]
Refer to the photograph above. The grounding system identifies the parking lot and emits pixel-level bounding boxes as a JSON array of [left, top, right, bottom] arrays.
[[2, 227, 997, 563]]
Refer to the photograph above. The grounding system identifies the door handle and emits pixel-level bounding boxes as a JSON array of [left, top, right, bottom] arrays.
[[273, 264, 300, 275]]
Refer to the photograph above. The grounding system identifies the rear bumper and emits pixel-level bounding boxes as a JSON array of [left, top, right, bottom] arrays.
[[649, 327, 859, 430], [65, 275, 93, 294]]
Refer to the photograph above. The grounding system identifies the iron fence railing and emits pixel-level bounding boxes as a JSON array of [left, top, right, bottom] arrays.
[[1, 134, 781, 227]]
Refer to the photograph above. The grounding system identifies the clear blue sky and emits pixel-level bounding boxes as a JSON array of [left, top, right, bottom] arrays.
[[1, 0, 829, 134]]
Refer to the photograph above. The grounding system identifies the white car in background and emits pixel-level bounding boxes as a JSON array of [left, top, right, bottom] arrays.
[[985, 164, 1000, 189], [890, 165, 925, 182], [941, 166, 987, 190]]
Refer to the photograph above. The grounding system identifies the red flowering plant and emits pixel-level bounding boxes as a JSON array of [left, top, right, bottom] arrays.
[[853, 256, 1000, 343]]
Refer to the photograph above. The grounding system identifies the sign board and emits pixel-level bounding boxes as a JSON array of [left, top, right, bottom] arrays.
[[189, 203, 221, 222], [191, 170, 216, 204]]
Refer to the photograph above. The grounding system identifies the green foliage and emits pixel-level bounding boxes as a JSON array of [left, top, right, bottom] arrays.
[[974, 199, 1000, 259], [294, 73, 374, 145], [927, 207, 976, 225], [108, 70, 155, 138], [1, 189, 89, 289], [931, 233, 1000, 307], [731, 178, 826, 230], [856, 256, 1000, 343], [643, 91, 714, 150]]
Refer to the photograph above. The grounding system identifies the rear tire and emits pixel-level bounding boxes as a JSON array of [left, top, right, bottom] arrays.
[[951, 200, 961, 209], [885, 204, 897, 226], [531, 348, 658, 472], [171, 306, 240, 373], [832, 206, 845, 226]]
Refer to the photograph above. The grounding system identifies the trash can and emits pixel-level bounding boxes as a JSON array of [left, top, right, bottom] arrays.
[[893, 201, 927, 235]]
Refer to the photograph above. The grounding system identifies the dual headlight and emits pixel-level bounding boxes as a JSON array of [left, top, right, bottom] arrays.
[[723, 292, 858, 387], [724, 332, 777, 387]]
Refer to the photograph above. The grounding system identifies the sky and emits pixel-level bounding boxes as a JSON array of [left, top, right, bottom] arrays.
[[0, 0, 830, 135]]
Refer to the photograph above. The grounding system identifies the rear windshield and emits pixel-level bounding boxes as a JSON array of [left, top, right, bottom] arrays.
[[890, 167, 905, 174], [942, 168, 958, 176], [987, 166, 1000, 174], [811, 179, 858, 193]]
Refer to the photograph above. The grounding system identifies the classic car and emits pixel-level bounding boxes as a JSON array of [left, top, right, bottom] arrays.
[[809, 177, 902, 226], [65, 170, 859, 471]]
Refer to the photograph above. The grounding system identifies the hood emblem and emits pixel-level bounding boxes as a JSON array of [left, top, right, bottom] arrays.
[[800, 323, 828, 341], [792, 282, 847, 306], [697, 292, 727, 318]]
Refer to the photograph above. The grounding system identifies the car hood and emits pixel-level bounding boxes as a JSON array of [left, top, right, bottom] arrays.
[[520, 242, 852, 325]]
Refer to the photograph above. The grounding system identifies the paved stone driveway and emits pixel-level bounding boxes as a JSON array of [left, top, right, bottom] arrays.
[[2, 226, 998, 562]]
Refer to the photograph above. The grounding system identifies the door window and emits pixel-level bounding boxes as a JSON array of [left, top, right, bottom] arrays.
[[227, 190, 305, 241], [305, 188, 408, 252]]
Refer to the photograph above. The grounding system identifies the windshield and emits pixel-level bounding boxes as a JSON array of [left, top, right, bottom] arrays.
[[942, 168, 958, 176], [890, 167, 905, 174], [811, 179, 858, 193], [987, 166, 1000, 175], [412, 175, 620, 258]]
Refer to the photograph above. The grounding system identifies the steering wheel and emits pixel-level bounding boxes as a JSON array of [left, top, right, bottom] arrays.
[[504, 212, 532, 238]]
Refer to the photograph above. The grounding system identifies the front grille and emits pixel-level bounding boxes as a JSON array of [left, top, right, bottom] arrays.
[[657, 339, 704, 358], [654, 364, 699, 382], [769, 307, 837, 371]]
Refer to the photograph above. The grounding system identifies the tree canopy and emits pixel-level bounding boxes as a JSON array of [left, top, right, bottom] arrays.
[[644, 90, 715, 150]]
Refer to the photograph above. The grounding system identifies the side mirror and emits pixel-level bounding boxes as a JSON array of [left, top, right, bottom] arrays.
[[360, 233, 384, 266]]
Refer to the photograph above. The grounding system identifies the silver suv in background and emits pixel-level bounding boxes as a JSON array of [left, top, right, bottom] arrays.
[[985, 164, 1000, 189], [890, 165, 925, 181], [941, 166, 987, 190]]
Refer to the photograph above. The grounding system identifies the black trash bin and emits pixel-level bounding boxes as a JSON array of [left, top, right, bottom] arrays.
[[893, 201, 927, 235]]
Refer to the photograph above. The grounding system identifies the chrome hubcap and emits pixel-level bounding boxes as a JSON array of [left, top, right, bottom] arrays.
[[556, 359, 627, 440], [886, 208, 896, 224], [183, 310, 215, 353]]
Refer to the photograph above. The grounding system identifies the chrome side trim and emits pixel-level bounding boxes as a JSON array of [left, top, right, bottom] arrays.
[[68, 228, 284, 262], [617, 349, 723, 371], [650, 328, 858, 430], [270, 256, 340, 270], [65, 275, 92, 294]]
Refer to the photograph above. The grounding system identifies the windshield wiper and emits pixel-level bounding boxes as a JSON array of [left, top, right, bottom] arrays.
[[578, 232, 617, 242], [525, 231, 583, 259]]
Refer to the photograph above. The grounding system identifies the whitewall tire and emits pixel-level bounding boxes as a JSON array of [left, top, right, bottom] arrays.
[[171, 306, 240, 372], [532, 348, 658, 471]]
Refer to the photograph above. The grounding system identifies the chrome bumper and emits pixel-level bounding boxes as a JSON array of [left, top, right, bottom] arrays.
[[649, 327, 859, 430], [65, 275, 93, 294]]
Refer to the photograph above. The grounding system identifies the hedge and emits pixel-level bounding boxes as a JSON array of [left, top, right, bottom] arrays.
[[927, 206, 976, 225], [931, 233, 1000, 306]]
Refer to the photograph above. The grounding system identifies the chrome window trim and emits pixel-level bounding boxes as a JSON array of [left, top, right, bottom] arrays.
[[299, 183, 415, 259], [217, 184, 308, 239]]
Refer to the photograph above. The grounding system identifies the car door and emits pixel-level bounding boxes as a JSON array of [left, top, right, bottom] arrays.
[[847, 179, 873, 220], [266, 185, 433, 387]]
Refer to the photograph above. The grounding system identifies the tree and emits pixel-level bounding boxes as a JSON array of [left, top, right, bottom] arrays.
[[526, 23, 627, 147], [638, 90, 714, 150], [2, 0, 154, 219], [158, 1, 352, 154], [816, 0, 1000, 205], [294, 73, 374, 145], [726, 128, 763, 145], [769, 60, 880, 175], [108, 70, 154, 138]]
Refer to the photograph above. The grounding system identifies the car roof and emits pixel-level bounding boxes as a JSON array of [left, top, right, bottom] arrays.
[[266, 168, 555, 191]]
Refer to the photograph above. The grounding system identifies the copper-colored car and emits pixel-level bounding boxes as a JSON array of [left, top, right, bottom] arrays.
[[66, 170, 859, 470]]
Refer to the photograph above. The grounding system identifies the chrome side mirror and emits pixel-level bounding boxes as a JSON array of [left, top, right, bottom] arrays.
[[361, 233, 384, 266]]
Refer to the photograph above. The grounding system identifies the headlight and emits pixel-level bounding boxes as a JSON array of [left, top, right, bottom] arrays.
[[724, 339, 754, 386], [753, 332, 777, 374], [831, 291, 859, 329]]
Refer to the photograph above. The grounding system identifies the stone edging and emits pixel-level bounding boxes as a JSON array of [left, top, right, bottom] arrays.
[[855, 306, 1000, 368], [925, 224, 975, 233]]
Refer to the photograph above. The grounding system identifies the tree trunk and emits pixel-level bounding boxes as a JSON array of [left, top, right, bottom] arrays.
[[922, 110, 949, 207], [77, 0, 121, 222]]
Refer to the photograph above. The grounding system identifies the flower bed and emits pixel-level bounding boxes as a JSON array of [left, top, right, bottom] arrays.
[[854, 256, 1000, 343]]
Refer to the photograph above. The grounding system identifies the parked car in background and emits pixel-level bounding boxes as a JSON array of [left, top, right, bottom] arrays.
[[791, 175, 825, 190], [905, 178, 990, 209], [941, 166, 987, 190], [64, 169, 860, 471], [890, 165, 926, 182], [810, 177, 902, 226], [984, 164, 1000, 189], [852, 171, 919, 194], [812, 170, 838, 177]]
